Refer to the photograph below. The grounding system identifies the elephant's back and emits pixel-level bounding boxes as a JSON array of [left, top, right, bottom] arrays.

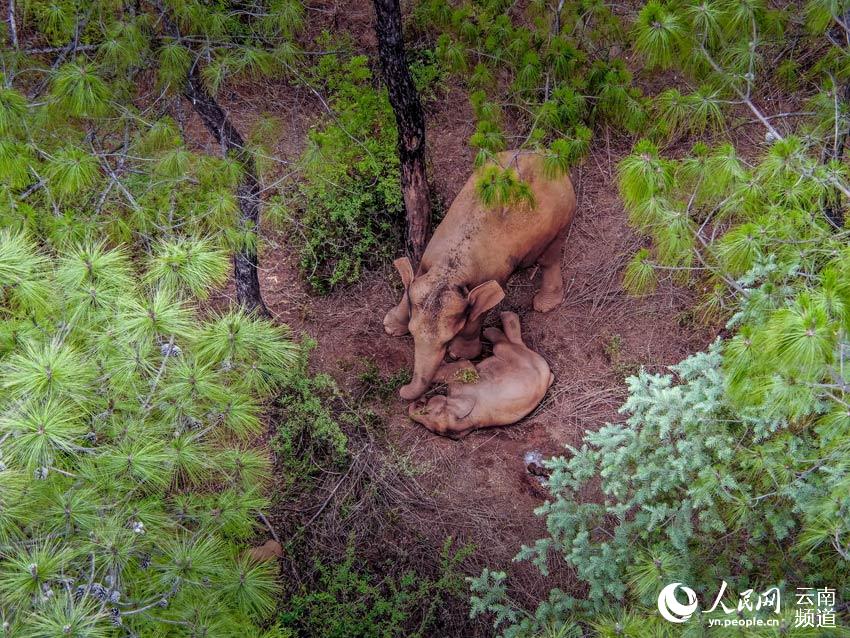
[[473, 346, 552, 424], [421, 152, 576, 281]]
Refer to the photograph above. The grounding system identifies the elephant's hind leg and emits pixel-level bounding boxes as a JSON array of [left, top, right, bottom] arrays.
[[483, 327, 507, 344], [485, 313, 523, 345], [383, 295, 410, 336], [533, 228, 567, 313]]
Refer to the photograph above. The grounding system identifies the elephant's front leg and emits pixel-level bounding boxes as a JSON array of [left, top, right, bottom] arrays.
[[448, 315, 484, 360], [384, 257, 415, 336]]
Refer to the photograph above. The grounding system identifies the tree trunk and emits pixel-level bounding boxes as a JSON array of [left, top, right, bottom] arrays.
[[826, 81, 850, 228], [184, 65, 269, 316], [825, 14, 850, 228], [372, 0, 431, 264]]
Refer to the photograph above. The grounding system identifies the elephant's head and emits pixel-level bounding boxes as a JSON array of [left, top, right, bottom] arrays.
[[407, 394, 476, 438], [392, 257, 504, 400]]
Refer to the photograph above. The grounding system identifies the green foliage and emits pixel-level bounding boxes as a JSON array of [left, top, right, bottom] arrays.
[[476, 164, 536, 209], [622, 248, 657, 295], [417, 0, 644, 202], [471, 1, 850, 634], [281, 538, 472, 638], [145, 238, 230, 299], [633, 1, 686, 69], [289, 51, 406, 292], [273, 338, 349, 480], [44, 146, 101, 199], [0, 88, 27, 135], [543, 128, 592, 179], [1, 0, 312, 291], [157, 41, 192, 90], [357, 359, 412, 403], [655, 86, 724, 139], [0, 231, 296, 634], [50, 63, 111, 118]]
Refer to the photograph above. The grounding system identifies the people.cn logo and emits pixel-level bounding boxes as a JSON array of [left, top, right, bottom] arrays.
[[657, 583, 699, 623]]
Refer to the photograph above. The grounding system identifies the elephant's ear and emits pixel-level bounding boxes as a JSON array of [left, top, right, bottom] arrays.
[[466, 280, 504, 322], [449, 395, 476, 419], [393, 257, 414, 291]]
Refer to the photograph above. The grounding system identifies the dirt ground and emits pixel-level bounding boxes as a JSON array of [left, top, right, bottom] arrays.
[[191, 3, 719, 631], [244, 144, 715, 629]]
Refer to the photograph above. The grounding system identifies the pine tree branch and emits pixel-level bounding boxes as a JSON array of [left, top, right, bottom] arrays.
[[142, 335, 174, 412], [23, 44, 98, 54], [27, 8, 93, 100], [552, 0, 566, 37], [257, 511, 279, 544], [698, 44, 850, 207], [90, 142, 141, 212]]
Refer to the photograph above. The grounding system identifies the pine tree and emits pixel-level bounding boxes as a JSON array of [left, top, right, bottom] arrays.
[[373, 0, 433, 263], [0, 231, 297, 634], [0, 0, 307, 313]]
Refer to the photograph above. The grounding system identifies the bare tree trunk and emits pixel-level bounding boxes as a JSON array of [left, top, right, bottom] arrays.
[[824, 12, 850, 228], [825, 78, 850, 229], [372, 0, 431, 263], [7, 0, 18, 49], [184, 65, 269, 316]]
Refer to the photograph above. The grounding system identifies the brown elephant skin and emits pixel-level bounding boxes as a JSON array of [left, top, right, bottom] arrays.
[[383, 151, 576, 400], [407, 312, 553, 438]]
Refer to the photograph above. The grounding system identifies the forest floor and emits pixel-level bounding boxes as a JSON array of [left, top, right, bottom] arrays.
[[194, 1, 726, 632]]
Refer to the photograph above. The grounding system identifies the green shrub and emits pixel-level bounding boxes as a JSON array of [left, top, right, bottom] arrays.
[[274, 338, 349, 479], [281, 539, 472, 638], [357, 358, 412, 403], [289, 52, 404, 293], [0, 231, 298, 635], [285, 42, 444, 292]]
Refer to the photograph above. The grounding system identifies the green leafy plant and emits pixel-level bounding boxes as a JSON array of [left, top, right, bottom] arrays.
[[357, 359, 412, 403], [281, 538, 472, 638], [273, 338, 349, 481], [289, 52, 405, 292]]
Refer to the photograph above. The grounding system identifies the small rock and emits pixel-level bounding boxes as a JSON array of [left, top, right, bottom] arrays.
[[523, 450, 550, 484], [523, 450, 543, 466]]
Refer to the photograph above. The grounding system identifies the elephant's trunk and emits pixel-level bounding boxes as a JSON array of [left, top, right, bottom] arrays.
[[399, 343, 445, 400]]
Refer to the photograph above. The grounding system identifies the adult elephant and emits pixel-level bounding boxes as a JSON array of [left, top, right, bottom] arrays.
[[384, 151, 577, 400]]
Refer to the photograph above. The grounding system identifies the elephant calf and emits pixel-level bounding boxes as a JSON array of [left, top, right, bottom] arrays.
[[407, 312, 553, 438]]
